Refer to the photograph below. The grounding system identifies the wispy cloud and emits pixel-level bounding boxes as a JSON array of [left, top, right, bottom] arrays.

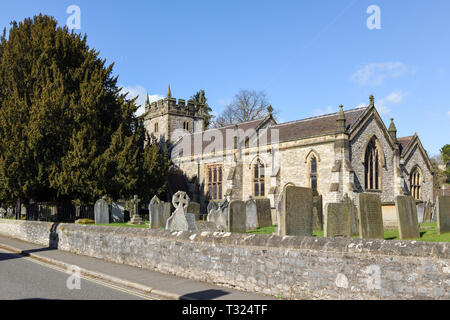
[[350, 62, 409, 86], [376, 90, 408, 115], [120, 85, 163, 116]]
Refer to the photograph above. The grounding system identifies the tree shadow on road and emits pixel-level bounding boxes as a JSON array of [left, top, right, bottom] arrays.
[[180, 289, 230, 300]]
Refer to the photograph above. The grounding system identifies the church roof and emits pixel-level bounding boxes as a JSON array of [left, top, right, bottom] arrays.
[[172, 106, 368, 156], [398, 136, 414, 150], [272, 107, 367, 142]]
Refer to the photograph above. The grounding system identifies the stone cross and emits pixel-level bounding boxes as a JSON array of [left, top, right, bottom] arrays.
[[129, 194, 144, 225], [166, 191, 197, 232]]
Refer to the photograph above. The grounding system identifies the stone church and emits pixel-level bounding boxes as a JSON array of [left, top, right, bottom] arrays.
[[145, 89, 434, 225]]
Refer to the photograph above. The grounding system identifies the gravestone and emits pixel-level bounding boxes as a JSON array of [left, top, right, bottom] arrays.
[[228, 200, 246, 233], [245, 198, 258, 230], [149, 196, 162, 228], [278, 186, 313, 237], [161, 202, 172, 227], [432, 200, 437, 222], [341, 194, 359, 236], [166, 191, 197, 232], [0, 207, 5, 218], [437, 196, 450, 235], [416, 202, 425, 224], [395, 196, 420, 239], [94, 197, 109, 224], [424, 201, 433, 223], [129, 195, 144, 225], [207, 208, 227, 232], [324, 203, 351, 237], [255, 198, 272, 228], [357, 193, 384, 239], [187, 202, 201, 221], [218, 199, 229, 226], [111, 202, 125, 222], [207, 201, 218, 214], [312, 195, 323, 231]]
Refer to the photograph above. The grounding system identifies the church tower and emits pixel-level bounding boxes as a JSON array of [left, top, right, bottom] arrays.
[[144, 86, 204, 144]]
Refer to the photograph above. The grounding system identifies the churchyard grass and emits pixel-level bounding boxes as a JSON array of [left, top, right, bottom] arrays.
[[246, 223, 450, 242]]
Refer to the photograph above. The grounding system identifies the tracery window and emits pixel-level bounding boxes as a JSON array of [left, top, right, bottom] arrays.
[[364, 138, 382, 190]]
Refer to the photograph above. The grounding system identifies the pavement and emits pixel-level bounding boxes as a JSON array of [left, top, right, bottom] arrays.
[[0, 235, 274, 300]]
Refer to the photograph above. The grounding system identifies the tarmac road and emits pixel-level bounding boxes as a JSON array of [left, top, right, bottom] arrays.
[[0, 248, 148, 300]]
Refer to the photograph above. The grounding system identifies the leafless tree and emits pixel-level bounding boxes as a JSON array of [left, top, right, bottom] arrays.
[[213, 89, 275, 128]]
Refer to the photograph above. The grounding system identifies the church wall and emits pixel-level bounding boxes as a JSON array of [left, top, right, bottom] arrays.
[[277, 141, 335, 198], [350, 115, 396, 203], [401, 144, 434, 203]]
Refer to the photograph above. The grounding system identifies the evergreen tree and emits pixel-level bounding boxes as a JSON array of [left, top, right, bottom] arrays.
[[190, 90, 213, 130], [0, 14, 169, 205]]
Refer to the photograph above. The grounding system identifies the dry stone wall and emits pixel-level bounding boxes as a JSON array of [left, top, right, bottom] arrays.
[[1, 219, 448, 300]]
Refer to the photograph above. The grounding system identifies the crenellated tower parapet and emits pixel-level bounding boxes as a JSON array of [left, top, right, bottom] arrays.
[[144, 86, 204, 143]]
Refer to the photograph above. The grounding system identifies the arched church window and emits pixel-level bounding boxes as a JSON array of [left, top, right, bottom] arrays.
[[410, 167, 422, 200], [253, 160, 265, 197], [310, 155, 318, 194], [364, 137, 382, 190]]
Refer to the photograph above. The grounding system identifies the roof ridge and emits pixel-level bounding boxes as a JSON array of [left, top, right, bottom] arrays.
[[273, 106, 368, 127]]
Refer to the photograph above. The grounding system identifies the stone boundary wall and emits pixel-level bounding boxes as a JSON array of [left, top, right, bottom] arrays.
[[0, 219, 448, 299]]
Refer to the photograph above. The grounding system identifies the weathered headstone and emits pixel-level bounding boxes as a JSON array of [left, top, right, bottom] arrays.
[[0, 207, 5, 218], [207, 208, 227, 232], [312, 195, 323, 231], [218, 199, 229, 226], [187, 202, 201, 221], [343, 195, 359, 236], [437, 196, 450, 235], [207, 201, 218, 214], [166, 191, 197, 232], [416, 202, 425, 224], [395, 196, 420, 239], [245, 198, 258, 230], [94, 196, 109, 225], [228, 200, 246, 233], [432, 200, 437, 222], [424, 201, 433, 223], [111, 202, 125, 222], [161, 202, 172, 227], [255, 198, 272, 228], [149, 196, 162, 228], [129, 195, 144, 225], [324, 203, 351, 237], [278, 186, 313, 236], [357, 193, 384, 239]]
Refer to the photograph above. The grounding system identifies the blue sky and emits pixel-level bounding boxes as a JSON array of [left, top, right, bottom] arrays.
[[1, 0, 449, 156]]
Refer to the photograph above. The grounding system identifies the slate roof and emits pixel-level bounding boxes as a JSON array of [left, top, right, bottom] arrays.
[[172, 107, 368, 156], [397, 136, 414, 155], [272, 107, 367, 142]]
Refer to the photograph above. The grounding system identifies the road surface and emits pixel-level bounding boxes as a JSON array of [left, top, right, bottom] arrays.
[[0, 248, 149, 300]]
